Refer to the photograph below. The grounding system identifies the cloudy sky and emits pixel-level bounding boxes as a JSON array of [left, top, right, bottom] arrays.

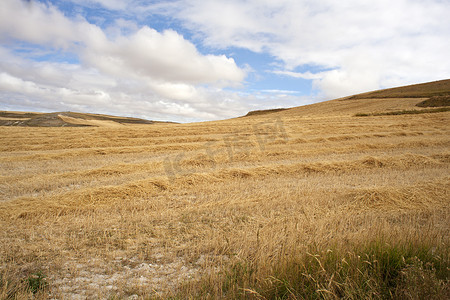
[[0, 0, 449, 122]]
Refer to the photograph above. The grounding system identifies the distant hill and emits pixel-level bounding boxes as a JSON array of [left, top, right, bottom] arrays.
[[242, 79, 450, 118], [0, 111, 173, 127]]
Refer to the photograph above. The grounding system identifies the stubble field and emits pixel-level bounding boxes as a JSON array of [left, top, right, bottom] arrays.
[[0, 95, 449, 299]]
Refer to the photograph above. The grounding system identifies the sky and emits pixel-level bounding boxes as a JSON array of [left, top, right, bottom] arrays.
[[0, 0, 449, 122]]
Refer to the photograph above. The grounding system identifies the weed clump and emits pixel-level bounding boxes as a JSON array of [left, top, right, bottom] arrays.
[[1, 269, 48, 299], [26, 271, 48, 294]]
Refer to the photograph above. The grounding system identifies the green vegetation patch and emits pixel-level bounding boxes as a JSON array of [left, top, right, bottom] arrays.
[[26, 271, 48, 294], [178, 240, 449, 299], [1, 269, 48, 299], [355, 107, 450, 117], [416, 95, 450, 108]]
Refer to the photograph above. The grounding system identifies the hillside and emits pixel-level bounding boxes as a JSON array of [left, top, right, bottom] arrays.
[[0, 80, 448, 299], [347, 79, 450, 99], [243, 79, 450, 118], [0, 111, 169, 127]]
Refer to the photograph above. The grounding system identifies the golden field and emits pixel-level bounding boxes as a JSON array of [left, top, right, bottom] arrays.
[[0, 81, 449, 299]]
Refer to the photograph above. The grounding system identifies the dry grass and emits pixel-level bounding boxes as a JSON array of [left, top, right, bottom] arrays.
[[0, 98, 449, 299]]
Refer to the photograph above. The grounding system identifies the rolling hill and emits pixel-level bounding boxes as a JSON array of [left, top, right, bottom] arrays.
[[244, 79, 450, 118], [0, 111, 172, 127], [2, 79, 449, 127]]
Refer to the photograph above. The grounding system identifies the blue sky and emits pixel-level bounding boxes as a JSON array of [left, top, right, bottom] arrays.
[[0, 0, 449, 122]]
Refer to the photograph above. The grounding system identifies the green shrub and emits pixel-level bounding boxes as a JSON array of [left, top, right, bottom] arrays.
[[26, 271, 48, 294]]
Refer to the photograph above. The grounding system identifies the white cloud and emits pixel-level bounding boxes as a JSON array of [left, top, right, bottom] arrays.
[[0, 50, 246, 122], [0, 0, 250, 122], [81, 0, 128, 10], [82, 27, 244, 85], [2, 0, 448, 122], [272, 71, 323, 80], [0, 44, 257, 122], [168, 0, 450, 98]]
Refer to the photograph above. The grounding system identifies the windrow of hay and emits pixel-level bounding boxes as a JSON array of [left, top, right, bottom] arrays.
[[0, 178, 170, 219], [1, 152, 446, 219], [349, 180, 450, 211]]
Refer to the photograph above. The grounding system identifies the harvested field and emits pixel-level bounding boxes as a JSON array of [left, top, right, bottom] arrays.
[[1, 83, 449, 298]]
